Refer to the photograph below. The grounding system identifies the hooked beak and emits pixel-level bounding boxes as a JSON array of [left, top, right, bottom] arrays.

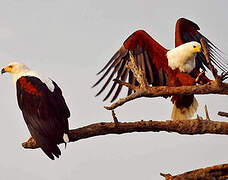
[[1, 68, 6, 74], [196, 45, 201, 53], [1, 65, 12, 74]]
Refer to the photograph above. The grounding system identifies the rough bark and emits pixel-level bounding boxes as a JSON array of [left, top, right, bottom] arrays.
[[22, 117, 228, 149], [104, 81, 228, 110], [161, 163, 228, 180]]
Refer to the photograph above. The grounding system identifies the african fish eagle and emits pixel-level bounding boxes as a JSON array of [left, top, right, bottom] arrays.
[[93, 18, 227, 120], [1, 62, 70, 160]]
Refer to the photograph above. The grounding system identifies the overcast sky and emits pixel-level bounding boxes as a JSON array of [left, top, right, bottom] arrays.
[[0, 0, 227, 180]]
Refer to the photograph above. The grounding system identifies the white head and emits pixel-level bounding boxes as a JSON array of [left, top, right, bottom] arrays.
[[1, 62, 31, 86], [1, 62, 30, 75], [167, 41, 201, 73], [179, 41, 201, 54], [2, 62, 55, 92]]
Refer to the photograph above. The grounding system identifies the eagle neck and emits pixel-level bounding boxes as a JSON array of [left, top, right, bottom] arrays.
[[14, 70, 55, 92], [13, 68, 31, 88]]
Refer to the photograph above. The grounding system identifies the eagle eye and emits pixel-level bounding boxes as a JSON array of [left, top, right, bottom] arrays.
[[193, 45, 196, 48]]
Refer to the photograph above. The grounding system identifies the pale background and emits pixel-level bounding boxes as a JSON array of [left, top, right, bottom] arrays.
[[0, 0, 227, 179]]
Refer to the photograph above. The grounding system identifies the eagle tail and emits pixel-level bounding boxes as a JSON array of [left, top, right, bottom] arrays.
[[171, 95, 198, 120], [41, 143, 61, 160]]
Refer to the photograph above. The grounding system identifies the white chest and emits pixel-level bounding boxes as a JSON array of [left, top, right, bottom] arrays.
[[167, 50, 196, 73]]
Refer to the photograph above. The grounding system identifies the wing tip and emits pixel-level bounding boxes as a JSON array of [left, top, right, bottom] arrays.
[[176, 17, 200, 30]]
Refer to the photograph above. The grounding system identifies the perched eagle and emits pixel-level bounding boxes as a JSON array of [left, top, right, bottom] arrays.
[[93, 18, 227, 120], [1, 62, 70, 160]]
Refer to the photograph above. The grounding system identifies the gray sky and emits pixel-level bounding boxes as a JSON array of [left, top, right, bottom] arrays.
[[0, 0, 227, 179]]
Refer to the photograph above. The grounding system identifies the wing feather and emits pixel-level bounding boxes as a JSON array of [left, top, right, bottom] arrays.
[[97, 50, 121, 75], [111, 68, 129, 102], [93, 56, 122, 87], [144, 51, 154, 84], [103, 59, 127, 101], [127, 71, 134, 96], [94, 30, 168, 102], [95, 59, 123, 97], [176, 18, 228, 72]]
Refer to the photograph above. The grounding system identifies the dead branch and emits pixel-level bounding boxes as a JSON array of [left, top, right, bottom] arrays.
[[161, 163, 228, 180], [113, 79, 137, 91], [127, 51, 148, 88], [195, 71, 205, 83], [204, 105, 210, 120], [112, 110, 119, 127], [104, 81, 228, 110], [218, 111, 228, 118], [22, 117, 228, 149], [200, 39, 219, 81]]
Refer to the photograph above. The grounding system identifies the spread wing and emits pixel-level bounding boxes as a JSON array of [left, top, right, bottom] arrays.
[[93, 30, 169, 102], [16, 76, 70, 160], [175, 18, 228, 72]]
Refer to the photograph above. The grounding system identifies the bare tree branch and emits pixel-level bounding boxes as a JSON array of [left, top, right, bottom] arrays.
[[204, 105, 210, 120], [125, 51, 148, 89], [161, 163, 228, 180], [104, 81, 228, 110], [218, 111, 228, 118], [112, 110, 119, 127], [22, 117, 228, 149], [200, 38, 219, 80]]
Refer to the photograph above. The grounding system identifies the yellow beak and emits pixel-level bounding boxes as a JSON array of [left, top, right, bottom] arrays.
[[1, 66, 12, 74], [195, 45, 201, 53]]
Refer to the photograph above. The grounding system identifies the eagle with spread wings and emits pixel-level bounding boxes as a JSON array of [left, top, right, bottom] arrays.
[[93, 18, 227, 120]]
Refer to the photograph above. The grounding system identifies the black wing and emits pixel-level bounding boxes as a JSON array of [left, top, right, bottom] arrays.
[[175, 18, 228, 72], [17, 76, 70, 160]]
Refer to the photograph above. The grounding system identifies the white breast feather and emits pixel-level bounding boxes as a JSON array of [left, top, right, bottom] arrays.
[[167, 44, 196, 73], [42, 77, 55, 92]]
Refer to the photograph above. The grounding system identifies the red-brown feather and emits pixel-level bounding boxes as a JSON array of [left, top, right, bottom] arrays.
[[175, 18, 200, 47], [167, 69, 196, 87], [124, 30, 168, 71], [18, 77, 42, 97]]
